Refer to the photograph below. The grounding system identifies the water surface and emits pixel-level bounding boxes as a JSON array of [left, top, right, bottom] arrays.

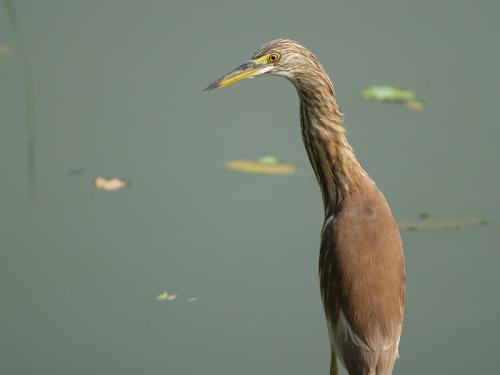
[[1, 1, 499, 374]]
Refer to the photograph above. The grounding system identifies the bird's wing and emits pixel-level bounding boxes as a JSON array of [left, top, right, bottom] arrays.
[[319, 181, 405, 353]]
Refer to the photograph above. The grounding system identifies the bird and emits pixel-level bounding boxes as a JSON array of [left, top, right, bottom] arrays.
[[204, 39, 405, 375]]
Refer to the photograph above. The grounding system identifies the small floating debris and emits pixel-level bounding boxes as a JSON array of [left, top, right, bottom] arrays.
[[94, 177, 128, 191], [68, 167, 85, 176], [418, 212, 431, 219], [156, 291, 178, 301], [361, 85, 425, 111], [187, 297, 199, 303], [225, 155, 295, 175], [398, 214, 488, 231], [0, 43, 10, 54]]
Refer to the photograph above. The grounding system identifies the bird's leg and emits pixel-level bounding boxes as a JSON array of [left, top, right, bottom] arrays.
[[330, 352, 339, 375]]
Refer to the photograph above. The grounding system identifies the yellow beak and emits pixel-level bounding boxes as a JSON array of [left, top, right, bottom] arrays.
[[204, 61, 260, 92]]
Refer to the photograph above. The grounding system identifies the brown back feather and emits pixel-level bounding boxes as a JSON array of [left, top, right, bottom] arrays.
[[320, 175, 405, 348]]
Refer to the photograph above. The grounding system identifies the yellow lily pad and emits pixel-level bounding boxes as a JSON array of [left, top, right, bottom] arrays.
[[225, 160, 295, 175]]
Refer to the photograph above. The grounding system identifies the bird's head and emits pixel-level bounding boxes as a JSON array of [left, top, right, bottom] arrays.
[[204, 39, 322, 91]]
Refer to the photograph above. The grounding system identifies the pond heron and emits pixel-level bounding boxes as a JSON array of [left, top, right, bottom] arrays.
[[205, 39, 405, 375]]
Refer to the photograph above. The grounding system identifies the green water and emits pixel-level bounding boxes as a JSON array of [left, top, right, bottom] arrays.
[[1, 1, 499, 374]]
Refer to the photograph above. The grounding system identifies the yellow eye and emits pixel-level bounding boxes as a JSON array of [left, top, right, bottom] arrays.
[[267, 53, 280, 63]]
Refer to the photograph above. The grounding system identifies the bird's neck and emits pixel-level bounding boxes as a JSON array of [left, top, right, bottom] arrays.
[[295, 74, 366, 218]]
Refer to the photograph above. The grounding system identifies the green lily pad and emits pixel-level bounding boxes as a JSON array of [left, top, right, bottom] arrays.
[[257, 155, 279, 165], [362, 85, 415, 102], [362, 85, 425, 111]]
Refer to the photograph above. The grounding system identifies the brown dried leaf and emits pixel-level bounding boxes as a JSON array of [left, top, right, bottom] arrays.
[[94, 177, 128, 191]]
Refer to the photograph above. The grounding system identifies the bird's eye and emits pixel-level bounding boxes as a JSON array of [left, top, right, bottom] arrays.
[[267, 53, 280, 63]]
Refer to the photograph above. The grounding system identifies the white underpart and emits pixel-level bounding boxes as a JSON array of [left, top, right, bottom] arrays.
[[329, 309, 373, 357], [257, 64, 274, 75], [321, 214, 335, 237]]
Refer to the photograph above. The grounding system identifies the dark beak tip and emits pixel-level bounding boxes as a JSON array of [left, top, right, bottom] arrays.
[[203, 61, 256, 93], [203, 80, 220, 93]]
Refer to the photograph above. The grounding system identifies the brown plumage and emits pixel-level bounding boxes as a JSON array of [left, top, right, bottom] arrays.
[[205, 39, 406, 375]]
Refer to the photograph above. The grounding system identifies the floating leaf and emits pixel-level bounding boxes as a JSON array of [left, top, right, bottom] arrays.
[[362, 85, 425, 111], [225, 158, 295, 175], [156, 291, 168, 300], [398, 215, 488, 231], [156, 291, 177, 301], [94, 177, 128, 191], [362, 85, 415, 102]]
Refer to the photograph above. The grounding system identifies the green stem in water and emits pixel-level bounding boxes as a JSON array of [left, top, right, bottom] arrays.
[[3, 0, 37, 204]]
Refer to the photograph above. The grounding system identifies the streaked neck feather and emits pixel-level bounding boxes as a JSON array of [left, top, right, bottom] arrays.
[[293, 70, 367, 218]]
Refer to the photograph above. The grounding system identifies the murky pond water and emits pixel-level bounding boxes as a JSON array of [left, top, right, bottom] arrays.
[[1, 1, 499, 374]]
